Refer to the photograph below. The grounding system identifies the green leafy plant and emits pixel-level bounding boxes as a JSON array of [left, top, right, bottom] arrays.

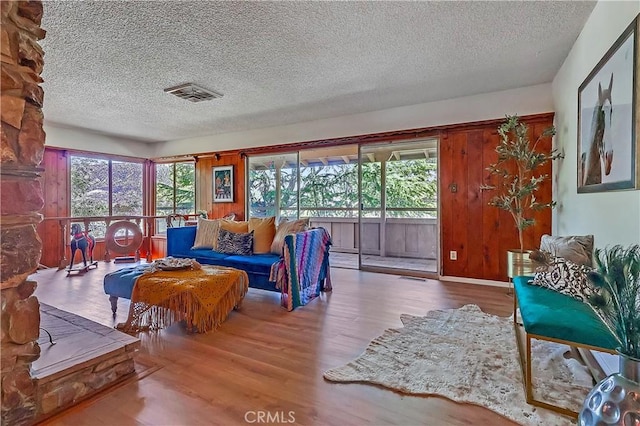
[[481, 115, 561, 252], [587, 245, 640, 359]]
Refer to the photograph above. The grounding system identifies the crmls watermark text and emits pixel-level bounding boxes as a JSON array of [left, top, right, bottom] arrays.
[[244, 411, 296, 424]]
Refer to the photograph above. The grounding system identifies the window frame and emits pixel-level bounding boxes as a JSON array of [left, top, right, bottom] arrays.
[[69, 153, 146, 218], [153, 160, 197, 235]]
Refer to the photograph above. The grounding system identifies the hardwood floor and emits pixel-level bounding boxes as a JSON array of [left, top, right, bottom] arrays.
[[32, 262, 518, 425]]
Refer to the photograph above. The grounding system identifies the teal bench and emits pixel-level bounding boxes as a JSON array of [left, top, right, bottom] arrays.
[[512, 276, 618, 417]]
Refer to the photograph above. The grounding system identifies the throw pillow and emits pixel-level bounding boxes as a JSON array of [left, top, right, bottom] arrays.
[[540, 234, 594, 267], [248, 216, 276, 254], [220, 219, 248, 234], [191, 218, 221, 250], [216, 228, 254, 256], [531, 257, 595, 303], [270, 218, 310, 255]]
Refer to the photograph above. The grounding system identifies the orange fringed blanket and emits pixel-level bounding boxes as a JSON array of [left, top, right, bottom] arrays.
[[117, 265, 248, 334]]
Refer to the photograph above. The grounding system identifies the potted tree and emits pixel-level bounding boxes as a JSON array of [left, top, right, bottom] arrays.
[[579, 244, 640, 424], [481, 115, 561, 277]]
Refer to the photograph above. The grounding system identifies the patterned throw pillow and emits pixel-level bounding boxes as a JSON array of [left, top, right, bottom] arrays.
[[531, 257, 595, 302], [216, 228, 254, 256]]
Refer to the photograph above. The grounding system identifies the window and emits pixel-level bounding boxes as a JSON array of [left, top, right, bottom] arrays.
[[385, 158, 437, 218], [248, 154, 298, 220], [155, 162, 195, 233], [112, 161, 144, 216], [249, 148, 368, 219], [70, 155, 144, 236], [70, 156, 109, 218], [300, 162, 359, 218]]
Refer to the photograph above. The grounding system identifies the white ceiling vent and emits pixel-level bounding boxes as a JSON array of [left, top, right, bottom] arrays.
[[164, 83, 223, 103]]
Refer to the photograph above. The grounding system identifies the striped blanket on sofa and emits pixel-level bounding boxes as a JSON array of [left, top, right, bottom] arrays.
[[270, 227, 332, 311]]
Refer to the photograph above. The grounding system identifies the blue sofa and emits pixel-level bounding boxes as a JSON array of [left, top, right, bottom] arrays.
[[166, 226, 281, 291], [104, 226, 331, 314]]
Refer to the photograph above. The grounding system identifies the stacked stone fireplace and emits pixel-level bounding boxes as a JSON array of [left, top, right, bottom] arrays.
[[1, 1, 46, 424], [2, 3, 141, 424]]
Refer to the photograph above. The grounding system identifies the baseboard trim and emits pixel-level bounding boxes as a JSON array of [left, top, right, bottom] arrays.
[[439, 275, 510, 288]]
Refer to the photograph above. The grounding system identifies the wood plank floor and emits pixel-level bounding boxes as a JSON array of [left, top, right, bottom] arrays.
[[328, 252, 438, 273], [32, 262, 519, 425]]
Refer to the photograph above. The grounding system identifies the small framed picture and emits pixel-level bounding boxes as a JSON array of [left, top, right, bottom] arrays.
[[213, 166, 234, 203]]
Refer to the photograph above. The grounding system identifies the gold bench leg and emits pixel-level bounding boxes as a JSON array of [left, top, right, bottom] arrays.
[[526, 334, 533, 403], [513, 291, 579, 418], [523, 332, 579, 418]]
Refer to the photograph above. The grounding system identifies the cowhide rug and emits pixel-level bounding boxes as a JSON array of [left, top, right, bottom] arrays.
[[323, 304, 593, 425]]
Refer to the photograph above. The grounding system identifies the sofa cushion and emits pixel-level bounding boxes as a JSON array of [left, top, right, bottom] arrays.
[[270, 218, 309, 255], [532, 257, 595, 303], [189, 248, 229, 261], [220, 219, 248, 234], [217, 228, 254, 255], [225, 253, 281, 275], [192, 218, 220, 250], [249, 217, 276, 254], [514, 276, 617, 350], [540, 234, 594, 266]]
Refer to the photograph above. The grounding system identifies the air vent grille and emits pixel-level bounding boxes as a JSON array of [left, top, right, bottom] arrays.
[[164, 83, 223, 103]]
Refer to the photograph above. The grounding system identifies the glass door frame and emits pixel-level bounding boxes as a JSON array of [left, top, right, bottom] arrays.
[[357, 139, 440, 277]]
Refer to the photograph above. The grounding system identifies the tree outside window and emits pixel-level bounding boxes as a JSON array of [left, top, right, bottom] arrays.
[[155, 162, 195, 233], [70, 155, 143, 237]]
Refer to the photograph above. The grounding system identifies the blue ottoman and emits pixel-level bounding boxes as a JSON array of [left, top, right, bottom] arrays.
[[103, 265, 147, 315]]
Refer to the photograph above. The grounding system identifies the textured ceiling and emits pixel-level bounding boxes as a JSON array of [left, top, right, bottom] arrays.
[[40, 1, 596, 143]]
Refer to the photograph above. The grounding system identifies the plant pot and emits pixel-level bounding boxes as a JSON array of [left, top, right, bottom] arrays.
[[506, 249, 535, 278], [578, 353, 640, 425]]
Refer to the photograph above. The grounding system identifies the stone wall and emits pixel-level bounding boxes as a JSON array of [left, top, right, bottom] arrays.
[[1, 1, 46, 425]]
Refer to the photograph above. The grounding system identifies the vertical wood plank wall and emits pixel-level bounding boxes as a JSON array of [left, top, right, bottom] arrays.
[[195, 153, 246, 220], [38, 149, 69, 267], [440, 115, 554, 281], [38, 113, 553, 280], [37, 147, 154, 267]]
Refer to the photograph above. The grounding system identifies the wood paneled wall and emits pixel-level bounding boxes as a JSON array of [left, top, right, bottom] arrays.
[[196, 153, 246, 220], [37, 147, 154, 267], [39, 115, 553, 282], [440, 114, 554, 281], [38, 148, 69, 267]]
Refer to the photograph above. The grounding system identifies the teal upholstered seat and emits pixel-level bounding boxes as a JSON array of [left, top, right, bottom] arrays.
[[513, 276, 618, 351]]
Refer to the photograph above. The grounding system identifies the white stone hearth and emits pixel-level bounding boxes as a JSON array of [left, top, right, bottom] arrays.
[[32, 304, 139, 420]]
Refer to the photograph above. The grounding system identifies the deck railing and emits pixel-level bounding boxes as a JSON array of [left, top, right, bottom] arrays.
[[41, 214, 201, 269], [308, 216, 437, 259], [42, 210, 437, 269]]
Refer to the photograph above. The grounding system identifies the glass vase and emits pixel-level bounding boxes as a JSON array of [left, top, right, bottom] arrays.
[[579, 353, 640, 425]]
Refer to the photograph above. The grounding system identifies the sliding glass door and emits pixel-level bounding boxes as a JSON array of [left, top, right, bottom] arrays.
[[359, 139, 439, 274], [248, 153, 299, 221], [246, 139, 439, 274]]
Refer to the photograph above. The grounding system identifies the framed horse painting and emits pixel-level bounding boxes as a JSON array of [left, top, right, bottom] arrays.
[[577, 15, 639, 193]]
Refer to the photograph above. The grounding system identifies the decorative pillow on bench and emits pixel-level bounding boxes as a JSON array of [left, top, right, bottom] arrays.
[[531, 256, 595, 303], [540, 234, 594, 267]]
